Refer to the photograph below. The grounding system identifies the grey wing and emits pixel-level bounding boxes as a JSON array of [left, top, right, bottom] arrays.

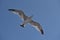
[[8, 9, 28, 20], [29, 20, 44, 34]]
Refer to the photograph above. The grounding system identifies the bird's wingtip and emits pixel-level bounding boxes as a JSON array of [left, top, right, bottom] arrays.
[[41, 29, 44, 35], [8, 9, 15, 11]]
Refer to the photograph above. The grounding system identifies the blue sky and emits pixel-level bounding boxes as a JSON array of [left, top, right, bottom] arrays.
[[0, 0, 60, 40]]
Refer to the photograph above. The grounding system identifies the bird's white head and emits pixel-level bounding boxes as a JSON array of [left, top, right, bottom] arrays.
[[29, 15, 33, 19]]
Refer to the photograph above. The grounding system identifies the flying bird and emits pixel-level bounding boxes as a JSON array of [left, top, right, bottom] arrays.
[[8, 9, 44, 35]]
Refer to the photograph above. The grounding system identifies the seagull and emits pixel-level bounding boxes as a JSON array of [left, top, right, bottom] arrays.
[[8, 9, 44, 35]]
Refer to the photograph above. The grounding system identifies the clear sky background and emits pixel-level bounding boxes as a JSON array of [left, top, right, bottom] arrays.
[[0, 0, 60, 40]]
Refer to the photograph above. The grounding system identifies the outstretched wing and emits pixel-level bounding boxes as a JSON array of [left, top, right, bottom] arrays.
[[29, 20, 44, 35], [8, 9, 28, 20]]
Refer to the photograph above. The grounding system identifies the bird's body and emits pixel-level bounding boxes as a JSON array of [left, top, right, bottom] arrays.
[[8, 9, 44, 35]]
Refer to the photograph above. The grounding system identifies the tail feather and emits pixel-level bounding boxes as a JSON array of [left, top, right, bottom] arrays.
[[20, 25, 24, 28]]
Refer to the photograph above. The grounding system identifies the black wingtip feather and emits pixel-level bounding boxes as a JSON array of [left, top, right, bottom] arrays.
[[8, 9, 15, 11], [41, 29, 44, 35]]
